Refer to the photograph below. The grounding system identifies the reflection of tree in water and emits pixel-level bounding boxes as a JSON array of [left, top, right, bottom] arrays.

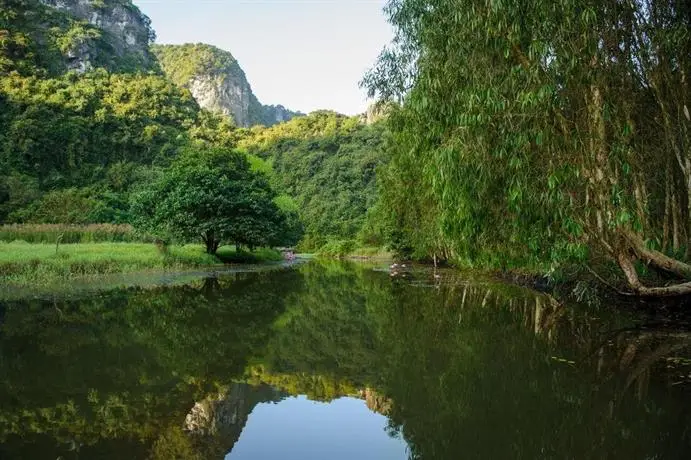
[[0, 269, 302, 459], [1, 262, 691, 459], [589, 328, 691, 402], [246, 260, 388, 401], [220, 262, 691, 459], [375, 277, 691, 459]]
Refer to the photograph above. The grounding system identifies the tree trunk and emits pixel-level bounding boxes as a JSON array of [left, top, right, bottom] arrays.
[[616, 249, 691, 296], [202, 232, 220, 255], [663, 166, 671, 251], [624, 229, 691, 279], [613, 231, 691, 296], [672, 188, 681, 252]]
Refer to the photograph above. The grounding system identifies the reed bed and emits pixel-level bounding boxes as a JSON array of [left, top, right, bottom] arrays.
[[0, 224, 142, 244]]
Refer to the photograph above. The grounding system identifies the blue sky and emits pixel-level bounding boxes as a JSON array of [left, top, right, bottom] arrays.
[[136, 0, 393, 115]]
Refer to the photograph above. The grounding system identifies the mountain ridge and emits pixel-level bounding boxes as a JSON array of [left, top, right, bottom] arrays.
[[152, 43, 303, 128]]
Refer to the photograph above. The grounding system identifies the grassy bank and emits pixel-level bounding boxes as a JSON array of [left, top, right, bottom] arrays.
[[0, 242, 282, 286]]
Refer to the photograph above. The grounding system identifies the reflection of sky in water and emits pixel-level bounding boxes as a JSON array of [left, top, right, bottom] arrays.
[[226, 396, 408, 460]]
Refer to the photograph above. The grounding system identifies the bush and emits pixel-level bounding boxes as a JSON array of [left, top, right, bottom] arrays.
[[317, 240, 356, 257], [216, 246, 283, 264]]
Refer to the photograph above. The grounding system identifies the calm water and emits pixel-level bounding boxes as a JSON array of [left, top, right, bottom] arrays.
[[1, 260, 690, 459]]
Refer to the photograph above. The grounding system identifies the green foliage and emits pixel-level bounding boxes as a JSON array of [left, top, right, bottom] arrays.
[[0, 173, 40, 222], [239, 111, 388, 251], [0, 71, 197, 186], [215, 246, 283, 264], [188, 109, 240, 149], [52, 20, 101, 54], [272, 194, 303, 247], [364, 0, 691, 284], [317, 239, 356, 257], [0, 68, 240, 225], [152, 43, 244, 90], [130, 147, 291, 254], [1, 0, 66, 75], [12, 187, 99, 224]]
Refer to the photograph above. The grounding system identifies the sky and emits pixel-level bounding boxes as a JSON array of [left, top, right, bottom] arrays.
[[136, 0, 394, 115]]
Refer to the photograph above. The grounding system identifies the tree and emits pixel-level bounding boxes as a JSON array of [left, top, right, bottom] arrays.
[[364, 0, 691, 296], [130, 147, 288, 254]]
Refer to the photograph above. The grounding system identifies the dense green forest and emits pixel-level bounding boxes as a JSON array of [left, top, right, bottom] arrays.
[[5, 0, 691, 296], [363, 0, 691, 295], [238, 111, 387, 251], [0, 0, 386, 254]]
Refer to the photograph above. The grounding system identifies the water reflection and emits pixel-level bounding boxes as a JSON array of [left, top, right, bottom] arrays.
[[0, 261, 690, 458]]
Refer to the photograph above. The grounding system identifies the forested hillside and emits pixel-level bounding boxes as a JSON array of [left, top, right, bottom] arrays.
[[0, 0, 201, 224], [0, 0, 386, 254], [239, 111, 387, 251], [0, 71, 200, 223]]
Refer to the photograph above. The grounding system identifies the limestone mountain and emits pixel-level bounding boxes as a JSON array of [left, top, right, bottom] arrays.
[[152, 43, 302, 128], [39, 0, 155, 72], [0, 0, 156, 75]]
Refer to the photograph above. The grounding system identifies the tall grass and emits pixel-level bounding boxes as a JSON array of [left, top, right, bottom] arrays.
[[0, 242, 288, 286], [0, 224, 142, 244], [0, 242, 219, 285]]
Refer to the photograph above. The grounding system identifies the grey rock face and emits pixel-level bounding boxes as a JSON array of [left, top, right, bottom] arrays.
[[187, 73, 302, 128], [152, 43, 302, 127], [264, 104, 299, 125], [184, 383, 285, 457], [188, 73, 254, 128], [39, 0, 154, 72]]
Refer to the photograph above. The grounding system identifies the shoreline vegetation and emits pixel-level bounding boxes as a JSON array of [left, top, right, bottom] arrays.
[[0, 240, 392, 287], [0, 224, 393, 288], [0, 226, 627, 302], [0, 240, 284, 287]]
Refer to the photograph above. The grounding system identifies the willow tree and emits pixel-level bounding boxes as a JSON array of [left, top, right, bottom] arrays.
[[364, 0, 691, 295]]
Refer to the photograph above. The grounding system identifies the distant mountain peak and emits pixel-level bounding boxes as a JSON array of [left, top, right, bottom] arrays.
[[152, 43, 303, 127]]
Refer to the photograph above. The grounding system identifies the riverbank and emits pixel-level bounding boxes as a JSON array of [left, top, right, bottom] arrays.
[[0, 241, 282, 286]]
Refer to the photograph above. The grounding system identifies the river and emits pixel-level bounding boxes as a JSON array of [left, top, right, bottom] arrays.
[[1, 260, 690, 459]]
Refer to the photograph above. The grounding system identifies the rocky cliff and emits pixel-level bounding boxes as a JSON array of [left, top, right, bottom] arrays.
[[152, 43, 302, 127], [37, 0, 155, 73], [184, 383, 285, 458]]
